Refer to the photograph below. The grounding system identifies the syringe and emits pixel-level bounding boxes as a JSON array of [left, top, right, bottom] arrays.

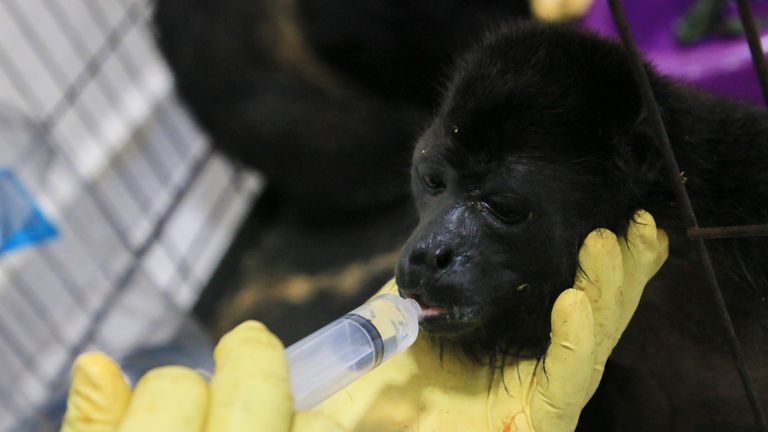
[[285, 294, 422, 410]]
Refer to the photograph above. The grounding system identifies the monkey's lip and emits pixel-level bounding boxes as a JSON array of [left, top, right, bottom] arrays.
[[419, 308, 482, 337], [407, 294, 450, 317], [404, 294, 482, 336]]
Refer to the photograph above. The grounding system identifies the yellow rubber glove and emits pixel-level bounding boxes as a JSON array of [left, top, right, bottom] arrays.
[[530, 0, 595, 22], [310, 210, 668, 432], [60, 321, 344, 432], [61, 210, 666, 432]]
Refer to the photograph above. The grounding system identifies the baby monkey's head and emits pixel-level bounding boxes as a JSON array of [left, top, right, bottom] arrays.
[[396, 22, 660, 359]]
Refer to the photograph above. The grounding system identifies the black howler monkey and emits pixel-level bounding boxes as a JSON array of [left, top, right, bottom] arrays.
[[395, 22, 768, 431]]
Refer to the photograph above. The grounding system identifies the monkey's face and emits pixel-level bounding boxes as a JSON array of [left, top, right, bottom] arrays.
[[396, 125, 589, 357]]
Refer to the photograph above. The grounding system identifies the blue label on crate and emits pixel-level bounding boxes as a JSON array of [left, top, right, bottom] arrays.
[[0, 168, 58, 256]]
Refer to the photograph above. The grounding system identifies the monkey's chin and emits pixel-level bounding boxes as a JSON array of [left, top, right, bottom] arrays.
[[419, 309, 483, 337]]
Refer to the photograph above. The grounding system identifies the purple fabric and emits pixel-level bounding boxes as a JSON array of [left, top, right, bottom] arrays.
[[581, 0, 768, 105]]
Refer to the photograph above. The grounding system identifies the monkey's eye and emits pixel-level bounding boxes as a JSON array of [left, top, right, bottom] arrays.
[[484, 197, 532, 225], [420, 172, 446, 192]]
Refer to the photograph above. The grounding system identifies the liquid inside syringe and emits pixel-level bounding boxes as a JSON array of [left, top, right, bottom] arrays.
[[285, 294, 422, 410]]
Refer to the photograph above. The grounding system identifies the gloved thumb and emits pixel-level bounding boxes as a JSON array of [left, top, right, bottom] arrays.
[[530, 288, 594, 432], [61, 352, 132, 432]]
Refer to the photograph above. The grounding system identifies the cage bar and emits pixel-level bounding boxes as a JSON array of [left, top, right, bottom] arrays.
[[735, 0, 768, 106], [688, 224, 768, 239], [606, 0, 768, 429]]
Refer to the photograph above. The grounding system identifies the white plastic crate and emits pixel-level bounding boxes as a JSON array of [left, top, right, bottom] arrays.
[[0, 0, 261, 429]]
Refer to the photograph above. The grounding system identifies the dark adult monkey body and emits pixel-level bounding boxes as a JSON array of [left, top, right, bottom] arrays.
[[396, 23, 768, 431], [152, 0, 530, 222]]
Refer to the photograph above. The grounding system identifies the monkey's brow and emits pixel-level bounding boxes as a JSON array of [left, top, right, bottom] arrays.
[[415, 146, 451, 165]]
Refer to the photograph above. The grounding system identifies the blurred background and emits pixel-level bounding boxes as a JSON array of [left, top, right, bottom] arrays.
[[0, 0, 765, 429]]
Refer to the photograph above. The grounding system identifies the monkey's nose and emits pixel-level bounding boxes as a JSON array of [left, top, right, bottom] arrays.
[[409, 245, 455, 271]]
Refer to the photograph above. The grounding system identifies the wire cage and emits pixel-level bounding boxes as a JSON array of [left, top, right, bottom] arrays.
[[0, 0, 260, 429], [0, 0, 767, 431]]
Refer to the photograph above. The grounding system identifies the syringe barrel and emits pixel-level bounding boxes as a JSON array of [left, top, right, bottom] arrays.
[[285, 294, 421, 411]]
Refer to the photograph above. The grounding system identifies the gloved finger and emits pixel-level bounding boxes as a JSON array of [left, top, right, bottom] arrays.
[[573, 228, 623, 362], [530, 0, 595, 21], [117, 366, 208, 432], [292, 411, 348, 432], [531, 288, 594, 432], [572, 229, 623, 402], [377, 278, 399, 296], [61, 352, 131, 432], [618, 210, 669, 333], [206, 321, 293, 432]]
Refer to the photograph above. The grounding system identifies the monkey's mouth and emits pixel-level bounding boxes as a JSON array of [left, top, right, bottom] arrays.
[[406, 294, 482, 337], [409, 294, 449, 317]]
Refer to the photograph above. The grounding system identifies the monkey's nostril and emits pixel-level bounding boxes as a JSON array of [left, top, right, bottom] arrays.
[[409, 248, 427, 265], [434, 247, 453, 270]]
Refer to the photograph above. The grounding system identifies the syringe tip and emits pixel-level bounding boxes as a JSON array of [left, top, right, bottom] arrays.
[[402, 297, 423, 321]]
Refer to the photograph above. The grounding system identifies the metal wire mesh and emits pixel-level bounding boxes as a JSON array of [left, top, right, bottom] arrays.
[[607, 0, 768, 429], [0, 0, 260, 429]]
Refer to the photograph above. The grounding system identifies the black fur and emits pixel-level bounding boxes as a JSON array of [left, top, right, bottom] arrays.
[[396, 22, 768, 430]]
